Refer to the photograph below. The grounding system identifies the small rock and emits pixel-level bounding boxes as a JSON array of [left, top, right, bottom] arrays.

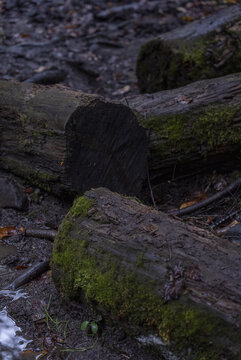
[[224, 223, 241, 244], [0, 176, 29, 211]]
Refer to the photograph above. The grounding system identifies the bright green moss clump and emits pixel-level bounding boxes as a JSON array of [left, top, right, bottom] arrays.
[[52, 194, 241, 359]]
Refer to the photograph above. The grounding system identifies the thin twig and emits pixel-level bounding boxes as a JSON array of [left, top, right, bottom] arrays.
[[146, 128, 157, 209], [147, 163, 157, 209], [25, 228, 57, 241], [170, 177, 241, 217], [4, 260, 50, 290]]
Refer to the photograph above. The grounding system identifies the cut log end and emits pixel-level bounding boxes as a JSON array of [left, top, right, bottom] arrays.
[[66, 99, 148, 195], [0, 81, 147, 196]]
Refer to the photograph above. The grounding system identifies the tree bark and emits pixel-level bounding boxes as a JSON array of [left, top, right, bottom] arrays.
[[52, 187, 241, 359], [136, 5, 241, 93], [125, 72, 241, 183], [0, 80, 147, 196]]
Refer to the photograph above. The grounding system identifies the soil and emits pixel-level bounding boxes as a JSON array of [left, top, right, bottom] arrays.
[[0, 1, 239, 360]]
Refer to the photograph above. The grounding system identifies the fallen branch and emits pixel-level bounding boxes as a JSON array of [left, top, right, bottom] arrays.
[[170, 177, 241, 216], [5, 260, 50, 290], [25, 228, 57, 241]]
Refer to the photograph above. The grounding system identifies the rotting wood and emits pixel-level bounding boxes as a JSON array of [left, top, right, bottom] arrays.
[[124, 72, 241, 183], [136, 5, 241, 93], [52, 187, 241, 359], [0, 80, 147, 197]]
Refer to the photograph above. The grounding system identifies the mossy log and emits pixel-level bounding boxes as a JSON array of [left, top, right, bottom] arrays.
[[0, 80, 147, 196], [126, 72, 241, 183], [52, 187, 241, 359], [136, 5, 241, 93]]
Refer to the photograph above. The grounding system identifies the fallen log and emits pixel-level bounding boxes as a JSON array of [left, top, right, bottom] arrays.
[[136, 5, 241, 93], [52, 187, 241, 359], [125, 72, 241, 182], [0, 80, 147, 196]]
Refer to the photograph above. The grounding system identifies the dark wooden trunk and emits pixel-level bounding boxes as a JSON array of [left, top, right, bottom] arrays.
[[0, 80, 147, 196], [125, 73, 241, 183], [52, 187, 241, 359], [136, 5, 241, 93]]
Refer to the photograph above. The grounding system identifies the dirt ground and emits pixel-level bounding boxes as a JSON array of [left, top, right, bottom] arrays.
[[0, 1, 238, 359]]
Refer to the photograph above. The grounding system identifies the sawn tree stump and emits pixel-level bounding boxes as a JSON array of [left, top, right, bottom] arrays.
[[0, 80, 147, 196]]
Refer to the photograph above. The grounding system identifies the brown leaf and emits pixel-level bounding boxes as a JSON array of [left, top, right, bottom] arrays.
[[16, 264, 28, 270], [179, 200, 198, 210], [0, 226, 18, 239], [186, 265, 201, 281], [181, 95, 192, 104], [24, 187, 34, 194], [181, 15, 194, 22]]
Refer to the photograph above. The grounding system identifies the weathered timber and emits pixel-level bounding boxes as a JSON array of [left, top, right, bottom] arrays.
[[0, 80, 147, 196], [52, 188, 241, 359], [125, 73, 241, 182], [136, 5, 241, 93]]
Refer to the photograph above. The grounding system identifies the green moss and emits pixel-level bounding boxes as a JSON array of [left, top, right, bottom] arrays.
[[136, 30, 241, 92], [70, 196, 94, 218], [52, 196, 241, 359], [141, 104, 241, 162], [2, 157, 58, 192]]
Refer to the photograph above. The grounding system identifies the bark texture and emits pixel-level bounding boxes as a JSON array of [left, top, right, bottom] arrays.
[[52, 187, 241, 359], [0, 80, 147, 196], [125, 73, 241, 182], [136, 5, 241, 93]]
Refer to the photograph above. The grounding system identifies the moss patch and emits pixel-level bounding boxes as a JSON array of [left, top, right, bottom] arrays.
[[52, 194, 241, 359], [140, 103, 241, 162], [136, 30, 241, 92], [2, 157, 58, 192]]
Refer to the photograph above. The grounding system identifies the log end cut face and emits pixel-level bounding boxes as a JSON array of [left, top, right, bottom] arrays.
[[65, 99, 147, 195]]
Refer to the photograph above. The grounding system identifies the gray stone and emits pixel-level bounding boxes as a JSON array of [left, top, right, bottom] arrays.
[[0, 176, 29, 211]]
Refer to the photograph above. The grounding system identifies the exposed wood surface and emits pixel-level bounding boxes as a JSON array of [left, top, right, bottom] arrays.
[[0, 80, 147, 196], [125, 73, 241, 182]]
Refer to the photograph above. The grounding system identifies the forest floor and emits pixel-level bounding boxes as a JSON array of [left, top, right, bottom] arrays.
[[0, 1, 239, 359]]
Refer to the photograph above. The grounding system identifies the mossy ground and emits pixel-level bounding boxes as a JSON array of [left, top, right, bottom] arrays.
[[52, 193, 241, 360]]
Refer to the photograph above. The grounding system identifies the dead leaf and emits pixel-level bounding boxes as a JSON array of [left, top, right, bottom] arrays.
[[186, 265, 201, 281], [24, 187, 34, 194], [179, 200, 198, 210], [180, 191, 206, 209], [34, 66, 46, 73], [113, 85, 131, 96], [181, 95, 192, 104], [206, 216, 213, 225], [20, 33, 30, 38], [0, 226, 18, 239], [181, 15, 194, 22], [192, 191, 206, 201], [16, 264, 28, 270], [216, 219, 239, 235]]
